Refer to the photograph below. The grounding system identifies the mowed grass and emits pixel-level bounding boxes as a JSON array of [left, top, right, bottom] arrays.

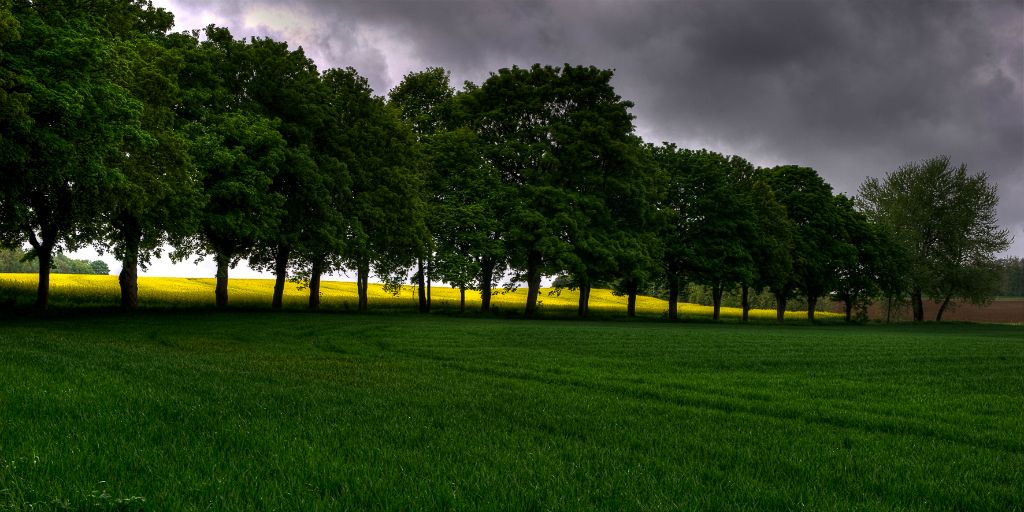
[[0, 273, 836, 321], [1, 312, 1021, 510]]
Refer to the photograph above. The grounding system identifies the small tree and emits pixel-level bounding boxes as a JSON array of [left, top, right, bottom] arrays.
[[995, 257, 1024, 296], [89, 260, 110, 275]]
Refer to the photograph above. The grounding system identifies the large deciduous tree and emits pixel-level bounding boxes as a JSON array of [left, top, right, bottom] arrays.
[[606, 144, 664, 319], [423, 125, 505, 313], [738, 176, 793, 322], [649, 143, 690, 321], [0, 1, 145, 309], [100, 6, 198, 311], [469, 64, 638, 318], [323, 67, 425, 312], [858, 156, 1011, 321], [688, 151, 756, 321], [389, 67, 456, 313], [830, 194, 888, 322], [189, 112, 286, 308], [762, 165, 844, 321], [169, 27, 291, 309], [237, 37, 328, 310], [652, 145, 756, 321]]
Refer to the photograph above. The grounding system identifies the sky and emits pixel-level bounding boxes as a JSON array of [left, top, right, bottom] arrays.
[[74, 0, 1024, 277]]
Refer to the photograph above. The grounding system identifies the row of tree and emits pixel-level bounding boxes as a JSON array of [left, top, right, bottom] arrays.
[[0, 1, 1012, 321]]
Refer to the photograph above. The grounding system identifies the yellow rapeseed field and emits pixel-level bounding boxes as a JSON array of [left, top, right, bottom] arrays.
[[0, 273, 836, 320]]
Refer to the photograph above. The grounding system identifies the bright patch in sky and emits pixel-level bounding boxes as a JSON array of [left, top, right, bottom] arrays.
[[242, 5, 317, 36], [156, 2, 227, 33]]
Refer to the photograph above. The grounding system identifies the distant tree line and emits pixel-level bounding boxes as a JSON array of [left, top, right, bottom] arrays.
[[0, 1, 1012, 320], [996, 257, 1024, 297], [0, 248, 109, 275]]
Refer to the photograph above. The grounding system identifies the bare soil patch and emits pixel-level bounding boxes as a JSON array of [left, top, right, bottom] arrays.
[[848, 298, 1024, 324]]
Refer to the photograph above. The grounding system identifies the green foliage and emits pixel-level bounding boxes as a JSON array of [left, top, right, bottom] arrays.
[[389, 66, 456, 136], [467, 64, 641, 315], [88, 259, 110, 275], [323, 67, 426, 288], [742, 176, 794, 298], [166, 27, 301, 309], [830, 194, 886, 320], [996, 257, 1024, 296], [0, 247, 32, 272], [95, 5, 199, 310], [389, 67, 457, 312], [651, 144, 768, 318], [218, 35, 339, 309], [762, 165, 847, 317], [190, 111, 286, 260], [656, 147, 756, 288], [0, 1, 147, 307], [424, 125, 504, 291], [0, 247, 108, 274], [0, 0, 1008, 320], [858, 156, 1012, 320], [1, 312, 1022, 509]]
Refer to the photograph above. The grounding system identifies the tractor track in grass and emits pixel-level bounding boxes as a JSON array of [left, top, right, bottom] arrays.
[[380, 344, 1024, 456]]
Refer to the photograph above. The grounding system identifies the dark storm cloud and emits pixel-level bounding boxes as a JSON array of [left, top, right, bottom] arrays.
[[162, 0, 1024, 255]]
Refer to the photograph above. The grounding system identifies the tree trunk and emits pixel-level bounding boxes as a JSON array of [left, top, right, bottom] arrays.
[[667, 274, 679, 321], [308, 258, 322, 311], [272, 245, 290, 310], [626, 277, 638, 317], [775, 292, 787, 324], [459, 285, 466, 313], [524, 252, 542, 318], [34, 247, 52, 310], [27, 230, 54, 310], [119, 245, 139, 311], [886, 295, 893, 323], [712, 284, 723, 321], [480, 257, 495, 313], [936, 295, 952, 322], [911, 289, 924, 322], [845, 300, 854, 322], [426, 256, 432, 311], [416, 258, 427, 313], [741, 285, 750, 322], [357, 262, 369, 312], [807, 295, 817, 322], [215, 253, 230, 308], [577, 278, 591, 317]]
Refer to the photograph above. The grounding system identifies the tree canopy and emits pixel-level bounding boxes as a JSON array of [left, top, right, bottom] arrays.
[[0, 0, 148, 308], [858, 156, 1011, 321]]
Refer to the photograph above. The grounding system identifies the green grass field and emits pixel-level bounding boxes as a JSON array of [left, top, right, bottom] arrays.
[[1, 312, 1021, 510]]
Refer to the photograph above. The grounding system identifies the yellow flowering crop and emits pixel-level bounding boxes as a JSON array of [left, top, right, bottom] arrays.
[[0, 273, 840, 320]]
